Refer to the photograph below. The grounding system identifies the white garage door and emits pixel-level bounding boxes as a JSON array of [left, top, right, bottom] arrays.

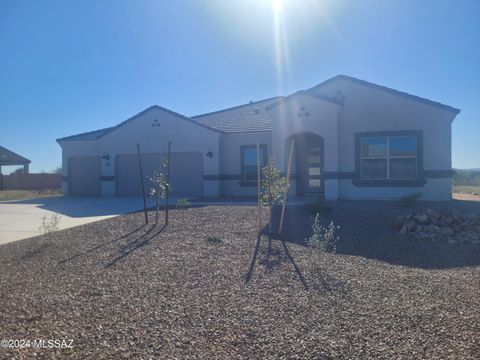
[[116, 152, 203, 198], [69, 156, 101, 196]]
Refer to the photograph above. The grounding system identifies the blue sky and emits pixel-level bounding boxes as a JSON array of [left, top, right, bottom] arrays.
[[0, 0, 479, 173]]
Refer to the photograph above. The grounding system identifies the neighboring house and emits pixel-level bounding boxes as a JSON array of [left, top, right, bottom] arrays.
[[0, 146, 31, 190], [57, 75, 460, 200]]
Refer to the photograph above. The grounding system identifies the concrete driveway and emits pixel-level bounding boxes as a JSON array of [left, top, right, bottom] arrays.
[[0, 196, 146, 245]]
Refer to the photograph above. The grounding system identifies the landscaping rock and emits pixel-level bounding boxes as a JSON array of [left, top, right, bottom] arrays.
[[425, 209, 440, 220], [393, 216, 404, 229], [465, 213, 479, 224], [444, 216, 454, 225], [406, 220, 416, 232], [447, 238, 457, 245], [414, 213, 430, 225], [452, 209, 463, 224], [416, 232, 432, 239], [395, 208, 480, 245], [439, 227, 454, 236], [1, 204, 479, 359]]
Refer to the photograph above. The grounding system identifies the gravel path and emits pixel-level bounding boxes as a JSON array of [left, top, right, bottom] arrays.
[[0, 202, 479, 359]]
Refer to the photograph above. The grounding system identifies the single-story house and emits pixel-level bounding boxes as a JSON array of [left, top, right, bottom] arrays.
[[0, 146, 31, 190], [57, 75, 460, 201]]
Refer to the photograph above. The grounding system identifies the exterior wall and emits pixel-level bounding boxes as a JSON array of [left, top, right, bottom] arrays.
[[59, 140, 101, 195], [338, 178, 452, 201], [219, 131, 272, 196], [270, 94, 342, 199], [59, 80, 457, 201], [60, 107, 220, 197], [311, 79, 456, 200]]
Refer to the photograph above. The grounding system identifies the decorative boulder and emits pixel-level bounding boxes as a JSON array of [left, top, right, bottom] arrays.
[[452, 209, 463, 224], [439, 227, 454, 236], [444, 216, 454, 225], [464, 213, 479, 224], [395, 209, 480, 245], [425, 209, 440, 220], [406, 220, 416, 232], [414, 213, 430, 225], [393, 216, 404, 229]]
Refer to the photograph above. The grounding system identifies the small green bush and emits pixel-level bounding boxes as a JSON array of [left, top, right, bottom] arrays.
[[206, 236, 223, 244], [176, 198, 191, 209], [399, 192, 422, 207], [304, 200, 332, 215]]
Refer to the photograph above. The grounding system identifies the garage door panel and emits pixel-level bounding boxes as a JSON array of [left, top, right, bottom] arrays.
[[116, 152, 203, 197], [69, 156, 101, 196]]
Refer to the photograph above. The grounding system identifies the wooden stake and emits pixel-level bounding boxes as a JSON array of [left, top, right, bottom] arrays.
[[165, 141, 171, 225], [257, 144, 262, 233], [137, 143, 148, 225], [278, 138, 295, 235]]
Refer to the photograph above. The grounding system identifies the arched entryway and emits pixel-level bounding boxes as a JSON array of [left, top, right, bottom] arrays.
[[287, 132, 324, 197]]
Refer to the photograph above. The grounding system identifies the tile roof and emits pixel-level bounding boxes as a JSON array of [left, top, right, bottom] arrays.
[[191, 97, 283, 133], [57, 105, 223, 142], [56, 127, 115, 141], [57, 75, 461, 141]]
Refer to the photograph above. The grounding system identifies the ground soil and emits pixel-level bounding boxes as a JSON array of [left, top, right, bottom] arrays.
[[0, 200, 479, 359]]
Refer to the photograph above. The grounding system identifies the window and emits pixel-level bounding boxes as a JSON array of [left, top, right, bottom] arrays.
[[241, 145, 267, 184], [360, 134, 418, 180]]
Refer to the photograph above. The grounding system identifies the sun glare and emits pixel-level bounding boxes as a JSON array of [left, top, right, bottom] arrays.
[[272, 0, 283, 13]]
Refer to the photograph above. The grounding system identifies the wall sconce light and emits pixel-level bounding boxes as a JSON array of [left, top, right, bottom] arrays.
[[206, 151, 213, 158], [102, 154, 110, 161]]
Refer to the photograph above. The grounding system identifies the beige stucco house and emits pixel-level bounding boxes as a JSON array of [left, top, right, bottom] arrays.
[[57, 75, 460, 201]]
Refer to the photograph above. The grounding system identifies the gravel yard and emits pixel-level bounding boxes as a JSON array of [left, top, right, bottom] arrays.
[[0, 201, 479, 359]]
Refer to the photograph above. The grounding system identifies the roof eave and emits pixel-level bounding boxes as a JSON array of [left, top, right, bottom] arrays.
[[57, 104, 223, 142], [311, 74, 461, 115], [265, 90, 343, 111]]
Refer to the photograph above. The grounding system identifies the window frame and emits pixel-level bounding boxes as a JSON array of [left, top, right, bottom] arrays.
[[354, 130, 425, 187], [240, 144, 268, 186]]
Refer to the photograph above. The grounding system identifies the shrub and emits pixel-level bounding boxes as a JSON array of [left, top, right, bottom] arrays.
[[305, 214, 340, 253], [206, 236, 223, 244], [399, 192, 422, 207], [304, 200, 332, 215], [38, 213, 61, 234], [176, 198, 191, 209]]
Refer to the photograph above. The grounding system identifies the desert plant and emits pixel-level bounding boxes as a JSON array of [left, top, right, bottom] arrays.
[[206, 236, 223, 244], [149, 160, 171, 223], [306, 214, 340, 254], [176, 198, 191, 209], [399, 192, 422, 207], [304, 200, 333, 215], [38, 213, 61, 234], [260, 159, 287, 234]]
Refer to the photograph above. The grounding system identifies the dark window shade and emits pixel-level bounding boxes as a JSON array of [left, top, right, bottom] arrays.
[[362, 159, 387, 179], [390, 158, 417, 179]]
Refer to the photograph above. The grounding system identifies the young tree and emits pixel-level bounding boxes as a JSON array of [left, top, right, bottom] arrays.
[[260, 158, 288, 234], [148, 160, 171, 224]]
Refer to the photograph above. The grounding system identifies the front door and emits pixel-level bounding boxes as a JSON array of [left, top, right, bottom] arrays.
[[295, 133, 324, 196]]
